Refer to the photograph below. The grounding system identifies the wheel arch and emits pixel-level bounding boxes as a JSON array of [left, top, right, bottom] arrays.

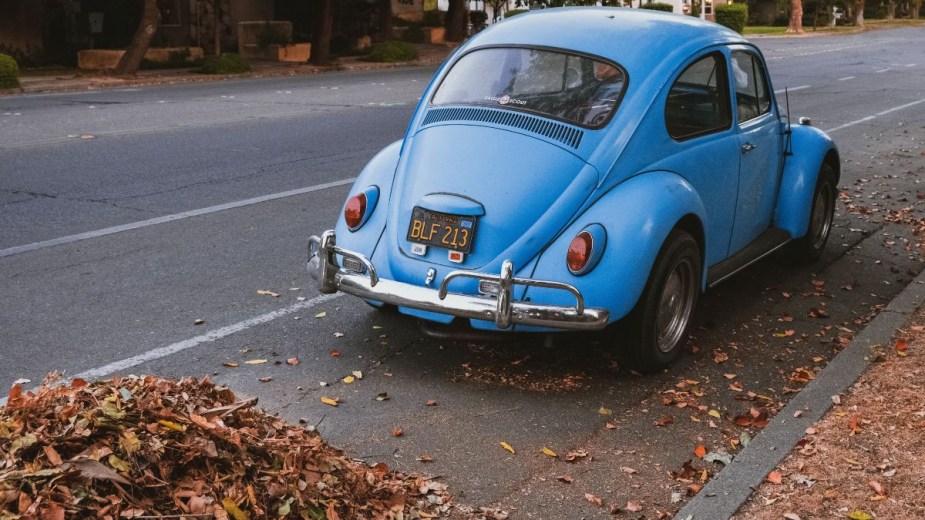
[[774, 125, 839, 239]]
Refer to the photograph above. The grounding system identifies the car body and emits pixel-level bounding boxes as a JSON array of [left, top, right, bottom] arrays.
[[308, 8, 839, 371]]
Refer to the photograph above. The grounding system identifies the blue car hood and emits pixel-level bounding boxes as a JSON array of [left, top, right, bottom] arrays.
[[385, 124, 598, 281]]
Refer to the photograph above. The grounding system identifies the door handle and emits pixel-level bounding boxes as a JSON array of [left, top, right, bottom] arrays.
[[741, 142, 757, 154]]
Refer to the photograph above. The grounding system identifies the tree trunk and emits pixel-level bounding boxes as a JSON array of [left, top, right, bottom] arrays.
[[378, 0, 393, 41], [445, 0, 467, 41], [114, 0, 160, 76], [786, 0, 804, 32], [913, 0, 921, 19], [310, 0, 333, 65], [854, 0, 865, 26]]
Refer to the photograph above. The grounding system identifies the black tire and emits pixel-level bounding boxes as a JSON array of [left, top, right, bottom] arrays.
[[618, 229, 701, 373], [790, 163, 836, 263]]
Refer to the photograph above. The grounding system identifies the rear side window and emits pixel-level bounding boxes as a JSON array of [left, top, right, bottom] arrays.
[[665, 53, 732, 141], [731, 51, 771, 123]]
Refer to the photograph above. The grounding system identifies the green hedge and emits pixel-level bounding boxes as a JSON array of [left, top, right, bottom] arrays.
[[641, 2, 674, 12], [199, 53, 250, 74], [365, 41, 418, 63], [0, 53, 20, 89], [715, 3, 749, 33]]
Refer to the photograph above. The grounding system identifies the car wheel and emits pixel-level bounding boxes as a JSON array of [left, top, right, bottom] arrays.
[[791, 163, 836, 263], [619, 229, 701, 373]]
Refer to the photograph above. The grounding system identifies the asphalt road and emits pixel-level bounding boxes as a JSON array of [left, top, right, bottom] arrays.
[[1, 27, 923, 518]]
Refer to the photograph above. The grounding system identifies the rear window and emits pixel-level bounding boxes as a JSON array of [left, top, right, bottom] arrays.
[[431, 47, 627, 129]]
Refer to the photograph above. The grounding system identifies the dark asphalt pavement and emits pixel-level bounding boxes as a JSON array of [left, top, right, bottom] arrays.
[[1, 27, 923, 518]]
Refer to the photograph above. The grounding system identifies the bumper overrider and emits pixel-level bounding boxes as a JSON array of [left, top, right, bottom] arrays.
[[307, 231, 610, 331]]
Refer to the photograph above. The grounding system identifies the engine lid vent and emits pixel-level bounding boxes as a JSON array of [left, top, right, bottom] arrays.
[[421, 107, 584, 149]]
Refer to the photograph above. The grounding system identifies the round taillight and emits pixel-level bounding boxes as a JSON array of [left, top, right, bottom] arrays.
[[567, 231, 593, 274], [344, 193, 367, 230]]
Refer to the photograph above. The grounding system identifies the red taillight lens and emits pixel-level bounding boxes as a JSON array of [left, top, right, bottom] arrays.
[[344, 193, 367, 230], [567, 231, 593, 273]]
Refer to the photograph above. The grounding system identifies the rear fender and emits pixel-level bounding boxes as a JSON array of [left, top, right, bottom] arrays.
[[774, 125, 839, 238], [523, 171, 708, 326], [333, 140, 403, 255]]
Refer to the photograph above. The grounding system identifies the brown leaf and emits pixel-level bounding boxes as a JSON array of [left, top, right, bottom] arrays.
[[556, 475, 573, 484], [417, 454, 433, 463], [257, 290, 280, 297], [605, 422, 616, 430], [286, 357, 300, 365], [258, 376, 272, 383], [69, 458, 131, 485], [767, 470, 783, 484], [391, 427, 403, 437], [694, 445, 707, 458], [584, 493, 602, 507], [625, 501, 643, 512], [713, 350, 729, 364], [329, 349, 341, 357], [868, 480, 886, 496], [426, 400, 438, 406], [655, 415, 674, 427], [621, 466, 637, 474], [564, 449, 588, 462], [43, 445, 63, 466], [896, 339, 908, 353]]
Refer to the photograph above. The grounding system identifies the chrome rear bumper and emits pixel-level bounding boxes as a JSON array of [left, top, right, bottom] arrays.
[[307, 231, 609, 331]]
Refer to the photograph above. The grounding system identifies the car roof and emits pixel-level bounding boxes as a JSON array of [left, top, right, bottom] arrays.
[[467, 7, 748, 76]]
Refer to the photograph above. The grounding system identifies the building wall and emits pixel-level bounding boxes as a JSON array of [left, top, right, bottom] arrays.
[[0, 0, 47, 61]]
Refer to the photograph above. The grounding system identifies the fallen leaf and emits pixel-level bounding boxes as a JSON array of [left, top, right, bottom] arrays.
[[375, 392, 390, 401], [868, 480, 886, 496], [767, 470, 783, 484], [605, 422, 617, 430], [708, 409, 721, 419], [584, 493, 602, 507], [896, 338, 908, 354], [694, 445, 707, 458], [783, 514, 801, 520], [556, 475, 573, 484], [564, 449, 588, 462], [352, 370, 363, 379], [391, 427, 403, 437], [417, 454, 433, 463], [713, 350, 729, 364], [723, 373, 737, 380], [426, 400, 438, 406], [244, 359, 267, 365], [621, 466, 637, 474], [222, 498, 248, 520], [223, 362, 239, 368], [314, 312, 327, 318], [320, 397, 338, 407], [500, 442, 516, 455], [329, 349, 341, 357], [541, 447, 558, 458], [194, 319, 205, 325], [598, 406, 613, 416], [258, 377, 272, 383], [286, 357, 299, 365], [625, 501, 643, 512], [656, 415, 674, 427], [342, 376, 356, 384], [847, 511, 873, 520], [257, 290, 280, 297]]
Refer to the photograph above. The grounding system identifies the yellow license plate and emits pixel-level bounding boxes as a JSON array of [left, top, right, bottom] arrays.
[[406, 207, 477, 253]]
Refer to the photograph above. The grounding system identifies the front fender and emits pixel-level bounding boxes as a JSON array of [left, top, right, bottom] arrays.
[[774, 125, 839, 238], [333, 140, 403, 256], [524, 171, 708, 326]]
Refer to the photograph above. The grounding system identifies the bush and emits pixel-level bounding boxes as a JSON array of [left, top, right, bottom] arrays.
[[402, 23, 426, 43], [199, 53, 250, 74], [257, 24, 291, 47], [0, 53, 19, 89], [141, 48, 203, 70], [422, 10, 443, 27], [504, 9, 530, 18], [715, 3, 749, 33], [470, 10, 488, 26], [641, 2, 674, 12], [365, 40, 419, 63]]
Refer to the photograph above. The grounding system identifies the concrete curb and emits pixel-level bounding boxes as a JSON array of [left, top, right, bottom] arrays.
[[673, 271, 925, 520]]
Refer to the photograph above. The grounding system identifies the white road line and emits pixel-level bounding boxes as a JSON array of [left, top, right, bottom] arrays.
[[823, 97, 925, 133], [837, 76, 855, 81], [774, 85, 811, 95], [0, 293, 344, 407], [0, 177, 356, 258], [875, 98, 925, 116], [824, 115, 876, 133], [875, 68, 891, 73], [906, 64, 916, 67]]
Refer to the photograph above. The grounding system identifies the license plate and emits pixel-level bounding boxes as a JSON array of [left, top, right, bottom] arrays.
[[407, 207, 477, 253]]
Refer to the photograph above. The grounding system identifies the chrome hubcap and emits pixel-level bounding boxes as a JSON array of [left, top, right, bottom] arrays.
[[810, 182, 834, 250], [656, 258, 695, 353]]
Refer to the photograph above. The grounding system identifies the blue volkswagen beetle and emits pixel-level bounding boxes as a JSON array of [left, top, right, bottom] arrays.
[[308, 8, 839, 371]]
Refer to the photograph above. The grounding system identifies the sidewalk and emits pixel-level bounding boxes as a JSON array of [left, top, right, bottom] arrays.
[[7, 43, 455, 95]]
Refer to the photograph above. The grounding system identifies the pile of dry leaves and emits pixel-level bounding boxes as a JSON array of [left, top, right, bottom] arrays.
[[1, 375, 450, 519]]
